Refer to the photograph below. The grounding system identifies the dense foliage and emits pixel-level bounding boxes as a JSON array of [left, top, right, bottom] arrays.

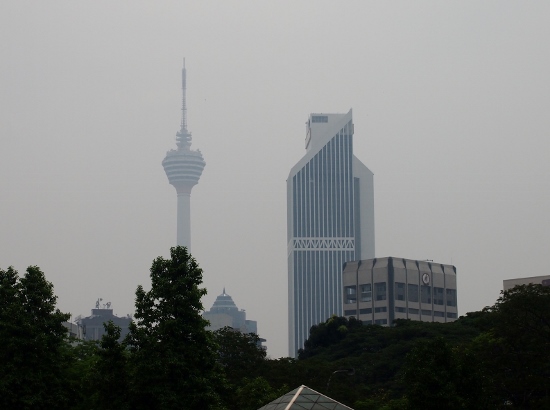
[[125, 246, 224, 409], [2, 251, 550, 409], [282, 284, 550, 409], [0, 266, 71, 409]]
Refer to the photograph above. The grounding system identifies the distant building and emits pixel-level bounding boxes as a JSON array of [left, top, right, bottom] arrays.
[[287, 110, 375, 357], [62, 321, 82, 339], [203, 289, 258, 334], [77, 299, 132, 342], [503, 275, 550, 290], [342, 257, 458, 325]]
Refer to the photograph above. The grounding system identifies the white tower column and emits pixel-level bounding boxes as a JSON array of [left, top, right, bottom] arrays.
[[176, 191, 191, 250]]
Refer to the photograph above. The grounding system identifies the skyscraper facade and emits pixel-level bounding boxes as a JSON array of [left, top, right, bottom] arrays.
[[287, 110, 375, 357], [162, 61, 205, 250]]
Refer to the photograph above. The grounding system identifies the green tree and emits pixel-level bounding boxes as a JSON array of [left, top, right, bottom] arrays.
[[212, 327, 277, 409], [452, 332, 504, 409], [401, 337, 460, 410], [298, 315, 363, 359], [0, 266, 71, 409], [126, 246, 224, 410], [90, 321, 130, 409], [212, 327, 266, 385], [64, 339, 100, 407], [475, 284, 550, 407], [261, 357, 304, 392], [234, 377, 288, 410]]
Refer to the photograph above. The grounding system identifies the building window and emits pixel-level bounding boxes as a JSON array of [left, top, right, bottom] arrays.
[[434, 311, 445, 317], [421, 309, 432, 316], [375, 282, 386, 301], [344, 309, 357, 316], [360, 284, 372, 302], [311, 115, 328, 123], [421, 285, 431, 304], [363, 320, 373, 325], [408, 284, 419, 302], [409, 308, 419, 314], [374, 306, 387, 313], [344, 286, 356, 304], [359, 308, 372, 315], [374, 319, 388, 325], [446, 289, 457, 307], [434, 287, 444, 305], [395, 307, 406, 313], [395, 282, 405, 301], [447, 312, 457, 319]]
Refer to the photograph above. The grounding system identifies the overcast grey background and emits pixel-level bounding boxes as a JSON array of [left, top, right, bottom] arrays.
[[1, 1, 549, 358]]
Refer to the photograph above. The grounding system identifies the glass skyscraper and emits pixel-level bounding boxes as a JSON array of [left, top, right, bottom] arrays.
[[287, 110, 375, 357]]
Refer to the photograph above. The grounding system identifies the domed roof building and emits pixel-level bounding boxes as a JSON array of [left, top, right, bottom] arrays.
[[203, 289, 258, 335]]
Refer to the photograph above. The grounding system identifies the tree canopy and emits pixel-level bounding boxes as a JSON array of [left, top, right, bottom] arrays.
[[125, 246, 224, 410], [3, 254, 550, 409], [0, 266, 70, 409]]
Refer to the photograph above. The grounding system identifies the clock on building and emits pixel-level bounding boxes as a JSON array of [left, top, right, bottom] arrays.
[[422, 273, 430, 285]]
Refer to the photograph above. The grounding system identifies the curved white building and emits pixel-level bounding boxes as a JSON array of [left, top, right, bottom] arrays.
[[287, 110, 375, 357], [162, 61, 205, 250]]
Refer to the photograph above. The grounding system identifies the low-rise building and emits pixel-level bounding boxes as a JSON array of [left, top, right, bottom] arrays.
[[342, 257, 458, 325], [503, 275, 550, 290]]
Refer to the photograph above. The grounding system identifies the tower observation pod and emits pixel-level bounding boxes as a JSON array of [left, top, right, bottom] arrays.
[[162, 60, 205, 251]]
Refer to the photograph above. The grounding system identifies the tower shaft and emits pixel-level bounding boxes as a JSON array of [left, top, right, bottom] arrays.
[[177, 192, 191, 250]]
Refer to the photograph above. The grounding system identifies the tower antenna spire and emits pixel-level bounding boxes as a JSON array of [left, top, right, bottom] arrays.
[[180, 58, 188, 134]]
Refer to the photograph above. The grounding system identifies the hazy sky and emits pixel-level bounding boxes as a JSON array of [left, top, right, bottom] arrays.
[[1, 1, 549, 358]]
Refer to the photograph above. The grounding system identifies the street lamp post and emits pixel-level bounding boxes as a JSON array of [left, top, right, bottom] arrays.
[[326, 368, 355, 393]]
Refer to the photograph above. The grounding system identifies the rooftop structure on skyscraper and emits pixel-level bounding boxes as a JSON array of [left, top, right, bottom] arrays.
[[162, 60, 205, 250]]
